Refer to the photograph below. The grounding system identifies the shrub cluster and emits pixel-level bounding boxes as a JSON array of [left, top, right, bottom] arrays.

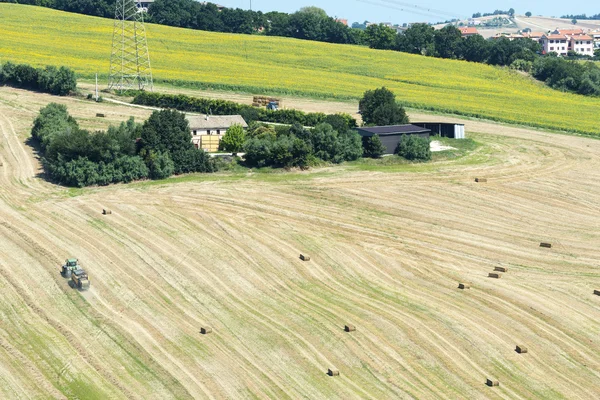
[[0, 62, 77, 95], [132, 92, 357, 129], [242, 122, 362, 168], [395, 135, 431, 161], [32, 104, 216, 187], [532, 57, 600, 96]]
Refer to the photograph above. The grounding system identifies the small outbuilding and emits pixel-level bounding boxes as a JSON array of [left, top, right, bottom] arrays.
[[356, 125, 432, 155], [186, 115, 248, 152], [412, 122, 465, 139]]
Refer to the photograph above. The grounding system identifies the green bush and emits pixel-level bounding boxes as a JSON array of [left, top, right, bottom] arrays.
[[219, 124, 246, 153], [395, 135, 431, 161], [0, 61, 76, 95], [362, 135, 386, 158]]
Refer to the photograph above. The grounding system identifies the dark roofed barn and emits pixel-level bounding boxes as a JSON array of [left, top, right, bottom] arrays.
[[356, 125, 432, 155]]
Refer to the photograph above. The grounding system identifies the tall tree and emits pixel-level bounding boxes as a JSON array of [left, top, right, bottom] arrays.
[[364, 24, 397, 50], [359, 87, 409, 126], [433, 25, 462, 59]]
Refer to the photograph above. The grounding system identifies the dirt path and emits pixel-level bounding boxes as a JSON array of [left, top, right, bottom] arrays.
[[1, 86, 600, 398]]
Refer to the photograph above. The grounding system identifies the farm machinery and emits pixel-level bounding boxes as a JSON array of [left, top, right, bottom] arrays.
[[60, 258, 90, 290]]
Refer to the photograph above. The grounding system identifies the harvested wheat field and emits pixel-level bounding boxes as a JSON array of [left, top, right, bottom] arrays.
[[1, 87, 600, 399]]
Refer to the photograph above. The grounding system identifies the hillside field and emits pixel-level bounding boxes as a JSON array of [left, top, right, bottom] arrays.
[[1, 4, 600, 135], [2, 80, 600, 398]]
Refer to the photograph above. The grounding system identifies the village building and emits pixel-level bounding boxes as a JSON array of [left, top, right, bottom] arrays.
[[186, 115, 248, 153], [540, 34, 569, 56], [569, 35, 595, 56], [540, 29, 596, 56], [590, 29, 600, 49], [459, 27, 479, 38]]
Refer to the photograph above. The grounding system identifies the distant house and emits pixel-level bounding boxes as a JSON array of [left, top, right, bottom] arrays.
[[137, 0, 154, 11], [200, 2, 225, 11], [335, 18, 348, 26], [569, 35, 595, 56], [356, 125, 431, 155], [492, 33, 524, 40], [459, 27, 479, 37], [540, 34, 569, 55], [541, 30, 595, 56], [523, 31, 545, 42], [186, 115, 248, 152], [591, 30, 600, 49]]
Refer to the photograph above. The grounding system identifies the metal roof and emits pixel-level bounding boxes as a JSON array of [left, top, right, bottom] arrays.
[[356, 124, 432, 136], [186, 115, 248, 130]]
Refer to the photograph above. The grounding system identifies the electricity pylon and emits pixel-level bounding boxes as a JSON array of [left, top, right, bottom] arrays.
[[108, 0, 153, 91]]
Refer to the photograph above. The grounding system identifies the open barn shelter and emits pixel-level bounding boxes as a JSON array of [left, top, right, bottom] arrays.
[[356, 125, 432, 155]]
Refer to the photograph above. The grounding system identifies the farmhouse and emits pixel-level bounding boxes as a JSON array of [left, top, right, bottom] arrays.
[[186, 115, 248, 152], [459, 27, 479, 37], [356, 125, 432, 155]]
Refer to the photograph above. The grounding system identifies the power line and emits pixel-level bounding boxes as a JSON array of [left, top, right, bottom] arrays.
[[356, 0, 451, 21], [377, 0, 462, 19]]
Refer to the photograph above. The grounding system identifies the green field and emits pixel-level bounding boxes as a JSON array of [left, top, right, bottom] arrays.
[[1, 4, 600, 135]]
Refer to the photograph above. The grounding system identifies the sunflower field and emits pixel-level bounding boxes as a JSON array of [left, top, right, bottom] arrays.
[[1, 4, 599, 135]]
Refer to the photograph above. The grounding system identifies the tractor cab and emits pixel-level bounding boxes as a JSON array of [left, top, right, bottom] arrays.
[[61, 258, 79, 277]]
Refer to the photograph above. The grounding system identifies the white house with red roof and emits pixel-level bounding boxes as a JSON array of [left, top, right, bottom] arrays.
[[541, 29, 595, 56], [540, 34, 569, 55]]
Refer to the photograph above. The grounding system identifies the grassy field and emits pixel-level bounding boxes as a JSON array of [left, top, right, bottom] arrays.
[[1, 4, 600, 135], [2, 85, 600, 398]]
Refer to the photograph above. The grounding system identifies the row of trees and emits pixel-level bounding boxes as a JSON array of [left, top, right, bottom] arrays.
[[561, 13, 600, 20], [472, 9, 515, 18], [0, 62, 76, 95], [365, 24, 542, 66], [532, 58, 600, 96], [132, 92, 357, 129], [221, 122, 365, 168], [2, 0, 362, 45], [32, 104, 215, 187]]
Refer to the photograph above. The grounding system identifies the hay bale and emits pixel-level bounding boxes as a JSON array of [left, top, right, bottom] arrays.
[[494, 267, 508, 273], [300, 254, 310, 261], [344, 324, 356, 332], [488, 272, 502, 279], [200, 327, 212, 334], [458, 283, 470, 290], [540, 243, 552, 248], [594, 290, 600, 296], [475, 178, 488, 183], [96, 113, 105, 118], [516, 345, 528, 354], [102, 209, 112, 215], [327, 369, 339, 376], [486, 378, 499, 387]]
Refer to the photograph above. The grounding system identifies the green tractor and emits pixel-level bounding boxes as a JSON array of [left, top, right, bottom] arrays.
[[61, 258, 79, 277], [71, 269, 90, 290]]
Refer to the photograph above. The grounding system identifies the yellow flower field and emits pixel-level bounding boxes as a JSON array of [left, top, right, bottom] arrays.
[[1, 4, 599, 134]]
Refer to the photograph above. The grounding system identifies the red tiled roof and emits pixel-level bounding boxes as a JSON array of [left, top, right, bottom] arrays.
[[543, 34, 568, 40], [571, 35, 593, 41], [459, 27, 478, 35], [557, 29, 584, 35]]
